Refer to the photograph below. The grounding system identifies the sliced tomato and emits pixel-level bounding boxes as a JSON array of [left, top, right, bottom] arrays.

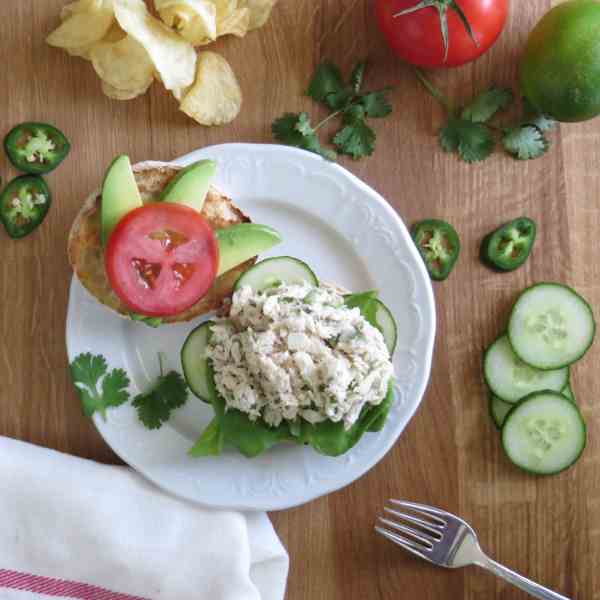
[[105, 203, 219, 317]]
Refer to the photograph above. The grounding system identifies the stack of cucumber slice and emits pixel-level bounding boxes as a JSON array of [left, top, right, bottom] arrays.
[[483, 283, 595, 475]]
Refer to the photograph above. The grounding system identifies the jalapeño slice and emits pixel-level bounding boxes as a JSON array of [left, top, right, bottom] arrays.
[[0, 175, 52, 239], [411, 219, 460, 281], [4, 122, 71, 174], [482, 217, 536, 271]]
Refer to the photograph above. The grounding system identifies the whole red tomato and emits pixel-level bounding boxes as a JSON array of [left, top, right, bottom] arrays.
[[376, 0, 508, 68]]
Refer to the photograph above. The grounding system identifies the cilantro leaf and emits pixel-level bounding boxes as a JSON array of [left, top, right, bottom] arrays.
[[333, 105, 376, 159], [70, 353, 107, 392], [102, 369, 129, 408], [295, 112, 314, 137], [440, 118, 495, 163], [526, 113, 556, 132], [461, 87, 513, 123], [343, 104, 366, 124], [323, 60, 369, 111], [521, 96, 556, 131], [70, 353, 130, 419], [307, 61, 345, 103], [359, 89, 393, 118], [133, 371, 188, 430], [272, 112, 307, 146], [324, 88, 353, 111], [272, 112, 336, 160], [333, 122, 376, 159], [350, 60, 367, 94], [502, 125, 549, 160]]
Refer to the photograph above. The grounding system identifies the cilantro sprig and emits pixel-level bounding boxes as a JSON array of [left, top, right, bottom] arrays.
[[414, 69, 555, 163], [70, 353, 130, 419], [70, 352, 188, 428], [272, 60, 393, 161], [132, 354, 188, 430]]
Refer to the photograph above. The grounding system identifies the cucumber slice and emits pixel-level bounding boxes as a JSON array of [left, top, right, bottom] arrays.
[[501, 391, 586, 475], [374, 299, 397, 355], [508, 283, 596, 370], [234, 256, 318, 292], [489, 394, 513, 429], [484, 335, 569, 403], [181, 321, 216, 404], [491, 388, 575, 430], [562, 382, 575, 403]]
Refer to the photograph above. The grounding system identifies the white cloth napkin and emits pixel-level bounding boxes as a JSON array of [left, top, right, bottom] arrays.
[[0, 437, 288, 600]]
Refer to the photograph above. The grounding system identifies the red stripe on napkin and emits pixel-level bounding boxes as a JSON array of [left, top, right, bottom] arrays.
[[0, 569, 149, 600]]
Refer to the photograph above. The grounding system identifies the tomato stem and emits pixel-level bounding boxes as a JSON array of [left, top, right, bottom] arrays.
[[449, 0, 479, 48], [413, 68, 454, 114], [394, 0, 478, 63]]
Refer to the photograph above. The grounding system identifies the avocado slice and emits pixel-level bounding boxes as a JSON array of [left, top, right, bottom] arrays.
[[160, 160, 216, 212], [216, 224, 282, 276], [101, 155, 142, 245]]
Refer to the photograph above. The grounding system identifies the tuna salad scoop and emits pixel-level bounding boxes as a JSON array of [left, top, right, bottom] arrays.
[[207, 282, 394, 431]]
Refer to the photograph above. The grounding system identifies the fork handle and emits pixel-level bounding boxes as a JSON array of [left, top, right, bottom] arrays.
[[479, 557, 570, 600]]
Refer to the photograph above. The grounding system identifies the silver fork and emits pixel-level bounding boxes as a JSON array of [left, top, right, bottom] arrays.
[[376, 500, 569, 600]]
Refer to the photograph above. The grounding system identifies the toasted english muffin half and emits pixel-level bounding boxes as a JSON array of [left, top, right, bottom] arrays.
[[68, 160, 255, 324]]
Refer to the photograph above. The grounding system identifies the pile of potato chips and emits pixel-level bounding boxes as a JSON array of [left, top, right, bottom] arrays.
[[46, 0, 278, 125]]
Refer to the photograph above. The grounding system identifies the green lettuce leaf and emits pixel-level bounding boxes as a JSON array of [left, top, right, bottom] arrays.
[[299, 381, 394, 455], [189, 417, 224, 457], [189, 292, 396, 458]]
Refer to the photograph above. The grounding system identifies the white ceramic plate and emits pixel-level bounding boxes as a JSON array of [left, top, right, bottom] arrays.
[[66, 144, 436, 511]]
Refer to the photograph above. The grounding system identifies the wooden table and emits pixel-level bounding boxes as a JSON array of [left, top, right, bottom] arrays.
[[1, 1, 599, 598]]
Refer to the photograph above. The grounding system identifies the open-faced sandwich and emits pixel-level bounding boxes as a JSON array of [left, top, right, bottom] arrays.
[[69, 156, 398, 459], [68, 155, 282, 325], [181, 256, 399, 458]]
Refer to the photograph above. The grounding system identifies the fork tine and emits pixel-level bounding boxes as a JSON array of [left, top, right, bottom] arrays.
[[389, 500, 448, 525], [383, 507, 443, 538], [375, 526, 430, 561], [378, 517, 434, 547]]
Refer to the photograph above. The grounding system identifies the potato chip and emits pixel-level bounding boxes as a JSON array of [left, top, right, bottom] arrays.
[[101, 80, 152, 100], [113, 0, 197, 92], [214, 0, 238, 23], [60, 2, 80, 21], [241, 0, 277, 30], [66, 46, 93, 60], [91, 35, 154, 96], [60, 0, 108, 21], [217, 6, 249, 38], [47, 3, 115, 50], [155, 0, 217, 45], [102, 21, 129, 43], [179, 51, 242, 125], [171, 85, 190, 101], [63, 22, 126, 62]]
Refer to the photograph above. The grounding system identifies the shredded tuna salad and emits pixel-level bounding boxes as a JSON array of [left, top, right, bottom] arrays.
[[206, 283, 394, 430]]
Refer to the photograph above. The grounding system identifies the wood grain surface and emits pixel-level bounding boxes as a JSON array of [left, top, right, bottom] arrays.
[[1, 1, 599, 598]]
